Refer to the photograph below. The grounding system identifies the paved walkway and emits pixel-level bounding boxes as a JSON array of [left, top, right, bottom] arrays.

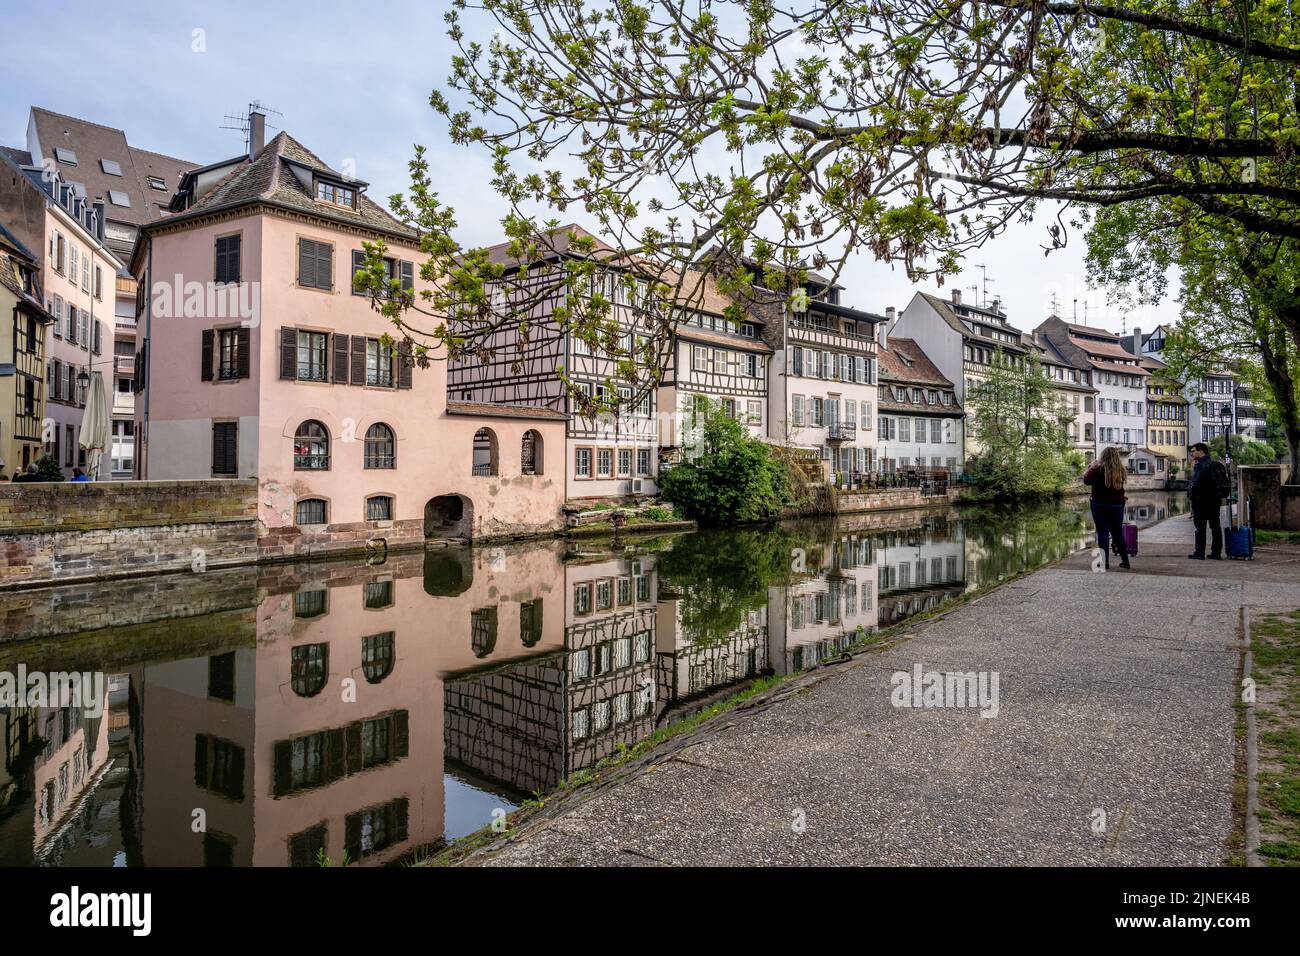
[[469, 511, 1300, 866]]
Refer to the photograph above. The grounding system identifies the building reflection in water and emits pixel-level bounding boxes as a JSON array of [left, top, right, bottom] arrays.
[[0, 493, 1181, 866]]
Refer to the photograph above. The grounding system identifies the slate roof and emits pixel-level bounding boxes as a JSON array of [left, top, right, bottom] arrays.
[[26, 107, 198, 229], [444, 401, 567, 421], [158, 131, 416, 241]]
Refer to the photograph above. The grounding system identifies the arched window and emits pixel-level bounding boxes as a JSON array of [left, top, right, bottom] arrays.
[[290, 643, 329, 697], [295, 498, 328, 526], [521, 429, 543, 475], [472, 428, 498, 476], [294, 420, 329, 470], [362, 632, 395, 683], [364, 423, 395, 469]]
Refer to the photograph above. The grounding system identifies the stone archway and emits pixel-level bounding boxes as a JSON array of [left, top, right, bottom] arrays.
[[425, 494, 473, 539]]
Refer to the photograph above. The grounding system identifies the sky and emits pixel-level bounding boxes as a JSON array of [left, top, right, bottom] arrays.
[[1, 0, 1181, 339]]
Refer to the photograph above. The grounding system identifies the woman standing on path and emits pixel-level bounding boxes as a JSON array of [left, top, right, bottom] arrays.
[[1082, 447, 1131, 570]]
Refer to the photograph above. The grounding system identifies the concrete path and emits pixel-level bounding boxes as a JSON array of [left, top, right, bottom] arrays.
[[470, 511, 1300, 866]]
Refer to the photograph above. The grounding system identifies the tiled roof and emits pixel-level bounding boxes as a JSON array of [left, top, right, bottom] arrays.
[[160, 131, 416, 240], [877, 337, 953, 387], [444, 401, 567, 421], [1068, 335, 1140, 361], [1091, 359, 1150, 376], [28, 107, 198, 230], [481, 223, 617, 267]]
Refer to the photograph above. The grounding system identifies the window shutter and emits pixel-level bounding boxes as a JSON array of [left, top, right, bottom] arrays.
[[344, 813, 362, 864], [298, 240, 313, 286], [201, 329, 214, 381], [194, 734, 208, 788], [392, 797, 409, 843], [326, 727, 346, 782], [332, 333, 350, 384], [397, 342, 413, 390], [345, 721, 363, 774], [236, 327, 251, 379], [315, 242, 333, 290], [272, 739, 292, 797], [792, 346, 802, 376], [350, 336, 366, 385], [134, 342, 147, 393], [400, 260, 414, 291], [393, 710, 409, 758], [280, 327, 297, 379], [67, 309, 77, 345], [229, 745, 245, 800]]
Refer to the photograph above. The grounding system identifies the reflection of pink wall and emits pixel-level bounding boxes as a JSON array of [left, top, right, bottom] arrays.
[[252, 545, 566, 864], [139, 651, 256, 866], [138, 211, 565, 541]]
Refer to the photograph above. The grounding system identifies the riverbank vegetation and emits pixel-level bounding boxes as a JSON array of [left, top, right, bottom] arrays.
[[658, 406, 795, 524], [961, 352, 1083, 503]]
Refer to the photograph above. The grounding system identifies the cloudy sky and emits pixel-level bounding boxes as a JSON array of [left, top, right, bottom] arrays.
[[2, 0, 1179, 338]]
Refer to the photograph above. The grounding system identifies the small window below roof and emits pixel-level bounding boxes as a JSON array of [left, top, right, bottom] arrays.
[[108, 190, 131, 208], [55, 148, 77, 165], [100, 159, 123, 176], [147, 176, 167, 190]]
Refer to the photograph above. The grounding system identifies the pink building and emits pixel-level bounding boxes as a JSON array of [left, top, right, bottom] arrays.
[[130, 112, 565, 556]]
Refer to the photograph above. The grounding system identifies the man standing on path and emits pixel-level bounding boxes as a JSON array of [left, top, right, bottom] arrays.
[[1187, 442, 1226, 560]]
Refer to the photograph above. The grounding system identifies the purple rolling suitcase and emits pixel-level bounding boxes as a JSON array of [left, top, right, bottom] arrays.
[[1112, 522, 1138, 557]]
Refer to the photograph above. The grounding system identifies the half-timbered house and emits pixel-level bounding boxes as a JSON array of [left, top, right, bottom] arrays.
[[447, 225, 662, 500]]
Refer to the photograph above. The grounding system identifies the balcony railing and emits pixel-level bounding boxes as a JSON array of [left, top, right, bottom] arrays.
[[789, 318, 876, 351], [827, 422, 857, 442]]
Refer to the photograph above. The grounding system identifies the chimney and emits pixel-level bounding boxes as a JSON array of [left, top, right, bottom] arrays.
[[1130, 326, 1142, 356], [249, 108, 266, 160], [990, 297, 1001, 315], [951, 288, 961, 306], [878, 315, 890, 351]]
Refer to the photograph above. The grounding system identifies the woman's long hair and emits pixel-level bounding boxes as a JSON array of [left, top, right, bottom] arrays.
[[1099, 446, 1126, 490]]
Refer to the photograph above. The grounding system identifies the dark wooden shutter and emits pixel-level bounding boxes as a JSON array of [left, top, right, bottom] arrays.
[[326, 727, 346, 782], [280, 327, 297, 379], [399, 260, 414, 291], [236, 327, 251, 379], [397, 342, 413, 390], [298, 239, 314, 286], [392, 797, 409, 843], [272, 739, 293, 797], [345, 721, 363, 774], [229, 744, 246, 800], [216, 235, 240, 283], [194, 734, 208, 788], [136, 341, 147, 393], [343, 813, 361, 864], [200, 329, 214, 381], [393, 710, 409, 759], [350, 336, 366, 385], [212, 422, 237, 475], [333, 333, 350, 384], [315, 242, 333, 290]]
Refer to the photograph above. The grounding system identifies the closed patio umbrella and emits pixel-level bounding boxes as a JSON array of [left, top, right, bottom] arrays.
[[79, 370, 111, 479]]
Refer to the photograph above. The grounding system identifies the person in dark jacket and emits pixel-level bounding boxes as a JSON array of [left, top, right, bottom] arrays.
[[11, 464, 40, 483], [1187, 442, 1224, 560], [1083, 446, 1130, 569]]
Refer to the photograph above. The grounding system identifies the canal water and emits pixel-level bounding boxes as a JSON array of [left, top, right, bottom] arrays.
[[0, 493, 1183, 866]]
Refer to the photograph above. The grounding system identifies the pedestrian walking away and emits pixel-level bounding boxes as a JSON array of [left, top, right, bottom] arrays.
[[1082, 446, 1130, 570], [1186, 442, 1227, 560]]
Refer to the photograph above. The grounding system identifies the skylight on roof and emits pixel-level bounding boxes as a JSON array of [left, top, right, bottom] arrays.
[[54, 148, 77, 166], [100, 159, 123, 176], [147, 176, 167, 190], [108, 190, 131, 208]]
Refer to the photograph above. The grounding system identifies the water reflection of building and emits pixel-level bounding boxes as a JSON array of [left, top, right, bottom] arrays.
[[656, 596, 767, 705], [443, 553, 661, 796], [875, 517, 967, 627], [768, 526, 881, 674]]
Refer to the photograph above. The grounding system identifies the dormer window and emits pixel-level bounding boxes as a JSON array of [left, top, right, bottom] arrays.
[[316, 181, 355, 208]]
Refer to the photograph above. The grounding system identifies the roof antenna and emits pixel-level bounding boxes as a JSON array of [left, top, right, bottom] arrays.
[[1048, 292, 1060, 316], [977, 264, 994, 308], [221, 101, 282, 153], [1072, 298, 1078, 322]]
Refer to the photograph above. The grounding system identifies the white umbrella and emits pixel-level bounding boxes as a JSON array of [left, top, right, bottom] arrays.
[[79, 370, 111, 479]]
